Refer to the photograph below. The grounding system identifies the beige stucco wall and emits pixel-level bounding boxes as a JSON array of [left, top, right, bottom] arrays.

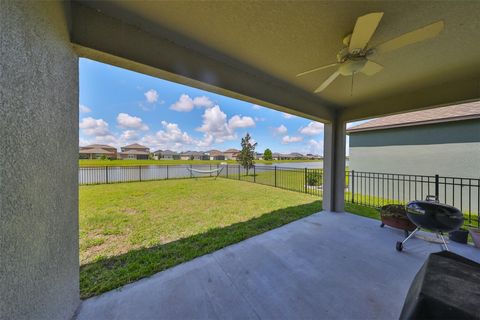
[[0, 1, 79, 319]]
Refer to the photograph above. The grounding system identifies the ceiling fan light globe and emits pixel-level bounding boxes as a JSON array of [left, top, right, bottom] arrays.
[[338, 59, 367, 76]]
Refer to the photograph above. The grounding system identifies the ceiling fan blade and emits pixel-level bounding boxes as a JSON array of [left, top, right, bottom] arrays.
[[361, 60, 383, 76], [296, 63, 338, 77], [314, 71, 340, 93], [349, 12, 384, 52], [375, 20, 444, 54]]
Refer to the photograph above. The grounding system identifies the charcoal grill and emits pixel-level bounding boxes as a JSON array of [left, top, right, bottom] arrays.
[[396, 196, 464, 252]]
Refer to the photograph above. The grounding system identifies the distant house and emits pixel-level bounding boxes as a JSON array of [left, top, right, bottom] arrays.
[[347, 102, 480, 178], [255, 153, 264, 160], [207, 150, 226, 161], [272, 152, 305, 160], [180, 151, 209, 160], [223, 148, 239, 160], [118, 143, 150, 160], [272, 153, 284, 160], [306, 153, 322, 160], [79, 144, 117, 159], [288, 152, 304, 159], [153, 150, 180, 160]]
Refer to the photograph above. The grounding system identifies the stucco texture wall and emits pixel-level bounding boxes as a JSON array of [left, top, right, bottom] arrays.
[[349, 143, 480, 178], [0, 1, 79, 319], [349, 120, 480, 178]]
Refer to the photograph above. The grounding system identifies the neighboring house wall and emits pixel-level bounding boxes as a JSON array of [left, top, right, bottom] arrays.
[[119, 145, 150, 160], [0, 1, 80, 319], [349, 119, 480, 178]]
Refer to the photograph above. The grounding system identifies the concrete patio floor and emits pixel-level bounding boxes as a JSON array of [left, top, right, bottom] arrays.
[[75, 212, 479, 320]]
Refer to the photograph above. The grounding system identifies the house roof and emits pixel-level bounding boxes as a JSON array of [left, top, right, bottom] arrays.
[[209, 150, 224, 156], [347, 101, 480, 133], [81, 144, 116, 150], [119, 149, 150, 155], [224, 148, 239, 153], [180, 151, 206, 156], [79, 148, 114, 154], [162, 150, 178, 155], [122, 143, 148, 149], [289, 153, 304, 157]]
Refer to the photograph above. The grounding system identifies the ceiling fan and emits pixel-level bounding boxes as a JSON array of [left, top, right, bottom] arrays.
[[296, 12, 444, 93]]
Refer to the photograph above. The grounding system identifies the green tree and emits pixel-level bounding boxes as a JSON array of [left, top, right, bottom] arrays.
[[237, 133, 257, 175], [263, 148, 273, 161]]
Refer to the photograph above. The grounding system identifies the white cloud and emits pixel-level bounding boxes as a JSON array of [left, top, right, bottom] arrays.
[[79, 117, 110, 136], [79, 137, 91, 146], [307, 139, 324, 156], [116, 113, 149, 131], [120, 130, 140, 141], [170, 94, 194, 112], [170, 94, 214, 112], [144, 89, 159, 103], [252, 104, 263, 110], [282, 135, 303, 144], [197, 105, 236, 143], [193, 96, 215, 108], [274, 124, 288, 135], [139, 121, 200, 151], [299, 121, 324, 135], [79, 104, 91, 113], [228, 115, 255, 130], [156, 121, 194, 145], [282, 112, 295, 119], [254, 117, 266, 122]]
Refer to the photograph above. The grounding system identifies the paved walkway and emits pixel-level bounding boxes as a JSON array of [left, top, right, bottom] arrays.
[[76, 212, 479, 320]]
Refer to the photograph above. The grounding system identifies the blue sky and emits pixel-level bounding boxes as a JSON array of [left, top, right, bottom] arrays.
[[79, 58, 360, 155]]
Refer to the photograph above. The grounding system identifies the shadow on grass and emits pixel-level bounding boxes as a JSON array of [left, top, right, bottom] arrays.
[[80, 200, 322, 299]]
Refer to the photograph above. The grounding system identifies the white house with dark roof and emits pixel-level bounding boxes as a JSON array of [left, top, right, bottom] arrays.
[[347, 102, 480, 178]]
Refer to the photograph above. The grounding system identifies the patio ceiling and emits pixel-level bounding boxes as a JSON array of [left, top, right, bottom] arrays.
[[71, 1, 480, 121]]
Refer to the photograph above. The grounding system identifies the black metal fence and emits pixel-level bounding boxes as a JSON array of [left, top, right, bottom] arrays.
[[345, 170, 480, 227], [79, 165, 479, 227], [79, 164, 323, 197], [220, 164, 323, 196]]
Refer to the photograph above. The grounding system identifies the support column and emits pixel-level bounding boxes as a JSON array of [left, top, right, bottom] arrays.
[[322, 118, 346, 212], [0, 1, 79, 319]]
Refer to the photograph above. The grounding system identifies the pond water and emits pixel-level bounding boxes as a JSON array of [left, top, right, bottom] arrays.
[[79, 161, 353, 185], [260, 161, 323, 169], [260, 160, 349, 169]]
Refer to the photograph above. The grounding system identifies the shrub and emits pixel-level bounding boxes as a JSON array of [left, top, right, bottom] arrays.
[[306, 171, 322, 186]]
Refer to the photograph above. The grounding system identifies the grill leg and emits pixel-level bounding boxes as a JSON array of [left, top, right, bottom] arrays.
[[439, 232, 449, 251], [401, 227, 420, 246], [397, 227, 421, 251]]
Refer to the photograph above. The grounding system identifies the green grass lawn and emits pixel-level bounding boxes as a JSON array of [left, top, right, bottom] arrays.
[[79, 159, 322, 167], [229, 169, 323, 195], [80, 178, 321, 298]]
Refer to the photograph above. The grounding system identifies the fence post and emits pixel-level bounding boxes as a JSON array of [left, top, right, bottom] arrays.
[[190, 164, 193, 178], [210, 164, 212, 177], [351, 170, 355, 203], [238, 165, 240, 180], [274, 166, 277, 187], [304, 168, 307, 194], [139, 165, 142, 181], [226, 164, 229, 178], [254, 166, 256, 183], [435, 174, 439, 201], [166, 165, 169, 180], [105, 166, 109, 184]]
